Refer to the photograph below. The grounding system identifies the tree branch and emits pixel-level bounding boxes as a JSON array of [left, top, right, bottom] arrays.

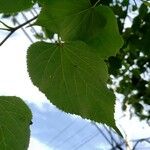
[[91, 122, 113, 146], [133, 137, 150, 150], [93, 0, 101, 7], [0, 15, 38, 46], [0, 20, 13, 30], [15, 18, 34, 43], [122, 0, 129, 30], [0, 28, 10, 31], [133, 0, 137, 7]]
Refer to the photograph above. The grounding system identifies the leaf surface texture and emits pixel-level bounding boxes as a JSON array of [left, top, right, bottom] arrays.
[[0, 96, 32, 150]]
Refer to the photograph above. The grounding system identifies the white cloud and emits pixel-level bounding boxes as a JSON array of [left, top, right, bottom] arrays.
[[28, 137, 53, 150]]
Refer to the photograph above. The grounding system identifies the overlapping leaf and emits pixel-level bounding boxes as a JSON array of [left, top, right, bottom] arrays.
[[27, 41, 120, 133], [0, 0, 33, 13], [36, 0, 123, 57], [0, 96, 32, 150]]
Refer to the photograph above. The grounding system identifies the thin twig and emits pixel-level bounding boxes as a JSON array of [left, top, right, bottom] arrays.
[[123, 0, 130, 31], [103, 125, 123, 150], [0, 20, 13, 29], [15, 18, 34, 43], [0, 30, 15, 46], [133, 137, 150, 150], [93, 0, 101, 7], [103, 125, 115, 147], [133, 0, 137, 7], [0, 28, 10, 31], [21, 12, 38, 34], [0, 15, 38, 46], [91, 122, 113, 146]]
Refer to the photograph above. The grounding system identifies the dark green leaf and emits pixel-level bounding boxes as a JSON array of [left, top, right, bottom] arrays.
[[0, 0, 34, 13], [140, 30, 150, 56], [36, 0, 123, 58], [122, 0, 129, 6], [112, 5, 126, 18], [133, 103, 144, 113], [107, 56, 122, 75], [0, 96, 32, 150], [27, 41, 120, 134], [132, 5, 138, 11], [139, 4, 148, 18]]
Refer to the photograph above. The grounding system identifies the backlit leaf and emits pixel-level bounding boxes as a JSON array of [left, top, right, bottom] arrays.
[[0, 0, 33, 13], [27, 41, 120, 134], [36, 0, 123, 58], [0, 96, 32, 150]]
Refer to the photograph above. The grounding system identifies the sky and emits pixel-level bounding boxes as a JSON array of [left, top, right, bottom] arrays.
[[0, 9, 150, 150]]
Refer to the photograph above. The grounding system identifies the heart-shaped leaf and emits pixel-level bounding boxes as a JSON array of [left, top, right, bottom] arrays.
[[36, 0, 123, 57], [27, 41, 120, 133], [0, 96, 32, 150]]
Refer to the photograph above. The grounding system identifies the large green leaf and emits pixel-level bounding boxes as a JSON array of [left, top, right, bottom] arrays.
[[0, 96, 32, 150], [0, 0, 33, 13], [27, 41, 120, 133], [36, 0, 123, 57]]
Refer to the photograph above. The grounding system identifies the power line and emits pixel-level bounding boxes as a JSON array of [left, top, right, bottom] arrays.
[[56, 123, 89, 149], [103, 125, 123, 150], [21, 12, 38, 35], [46, 120, 75, 145], [15, 18, 33, 43], [0, 15, 37, 46], [91, 122, 113, 146], [72, 132, 99, 150], [32, 6, 39, 16]]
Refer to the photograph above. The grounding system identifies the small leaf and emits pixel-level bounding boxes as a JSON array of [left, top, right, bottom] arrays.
[[107, 56, 122, 75], [36, 0, 123, 58], [0, 0, 34, 13], [139, 3, 148, 18], [0, 96, 32, 150], [27, 41, 120, 134], [122, 0, 129, 6]]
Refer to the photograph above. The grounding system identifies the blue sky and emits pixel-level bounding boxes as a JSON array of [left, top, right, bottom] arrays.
[[0, 10, 150, 150]]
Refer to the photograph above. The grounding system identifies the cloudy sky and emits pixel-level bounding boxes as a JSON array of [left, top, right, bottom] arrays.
[[0, 10, 150, 150]]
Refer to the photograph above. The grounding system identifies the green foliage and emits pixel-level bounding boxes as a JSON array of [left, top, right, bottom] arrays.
[[36, 0, 123, 58], [1, 0, 150, 149], [107, 55, 122, 76], [0, 0, 34, 13], [27, 0, 123, 135], [3, 0, 150, 147], [27, 41, 119, 132], [143, 1, 150, 7], [108, 1, 150, 121], [0, 96, 32, 150]]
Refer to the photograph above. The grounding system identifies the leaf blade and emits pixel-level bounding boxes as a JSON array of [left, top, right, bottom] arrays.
[[0, 96, 32, 150], [0, 0, 33, 13], [27, 41, 119, 133], [36, 0, 123, 57]]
